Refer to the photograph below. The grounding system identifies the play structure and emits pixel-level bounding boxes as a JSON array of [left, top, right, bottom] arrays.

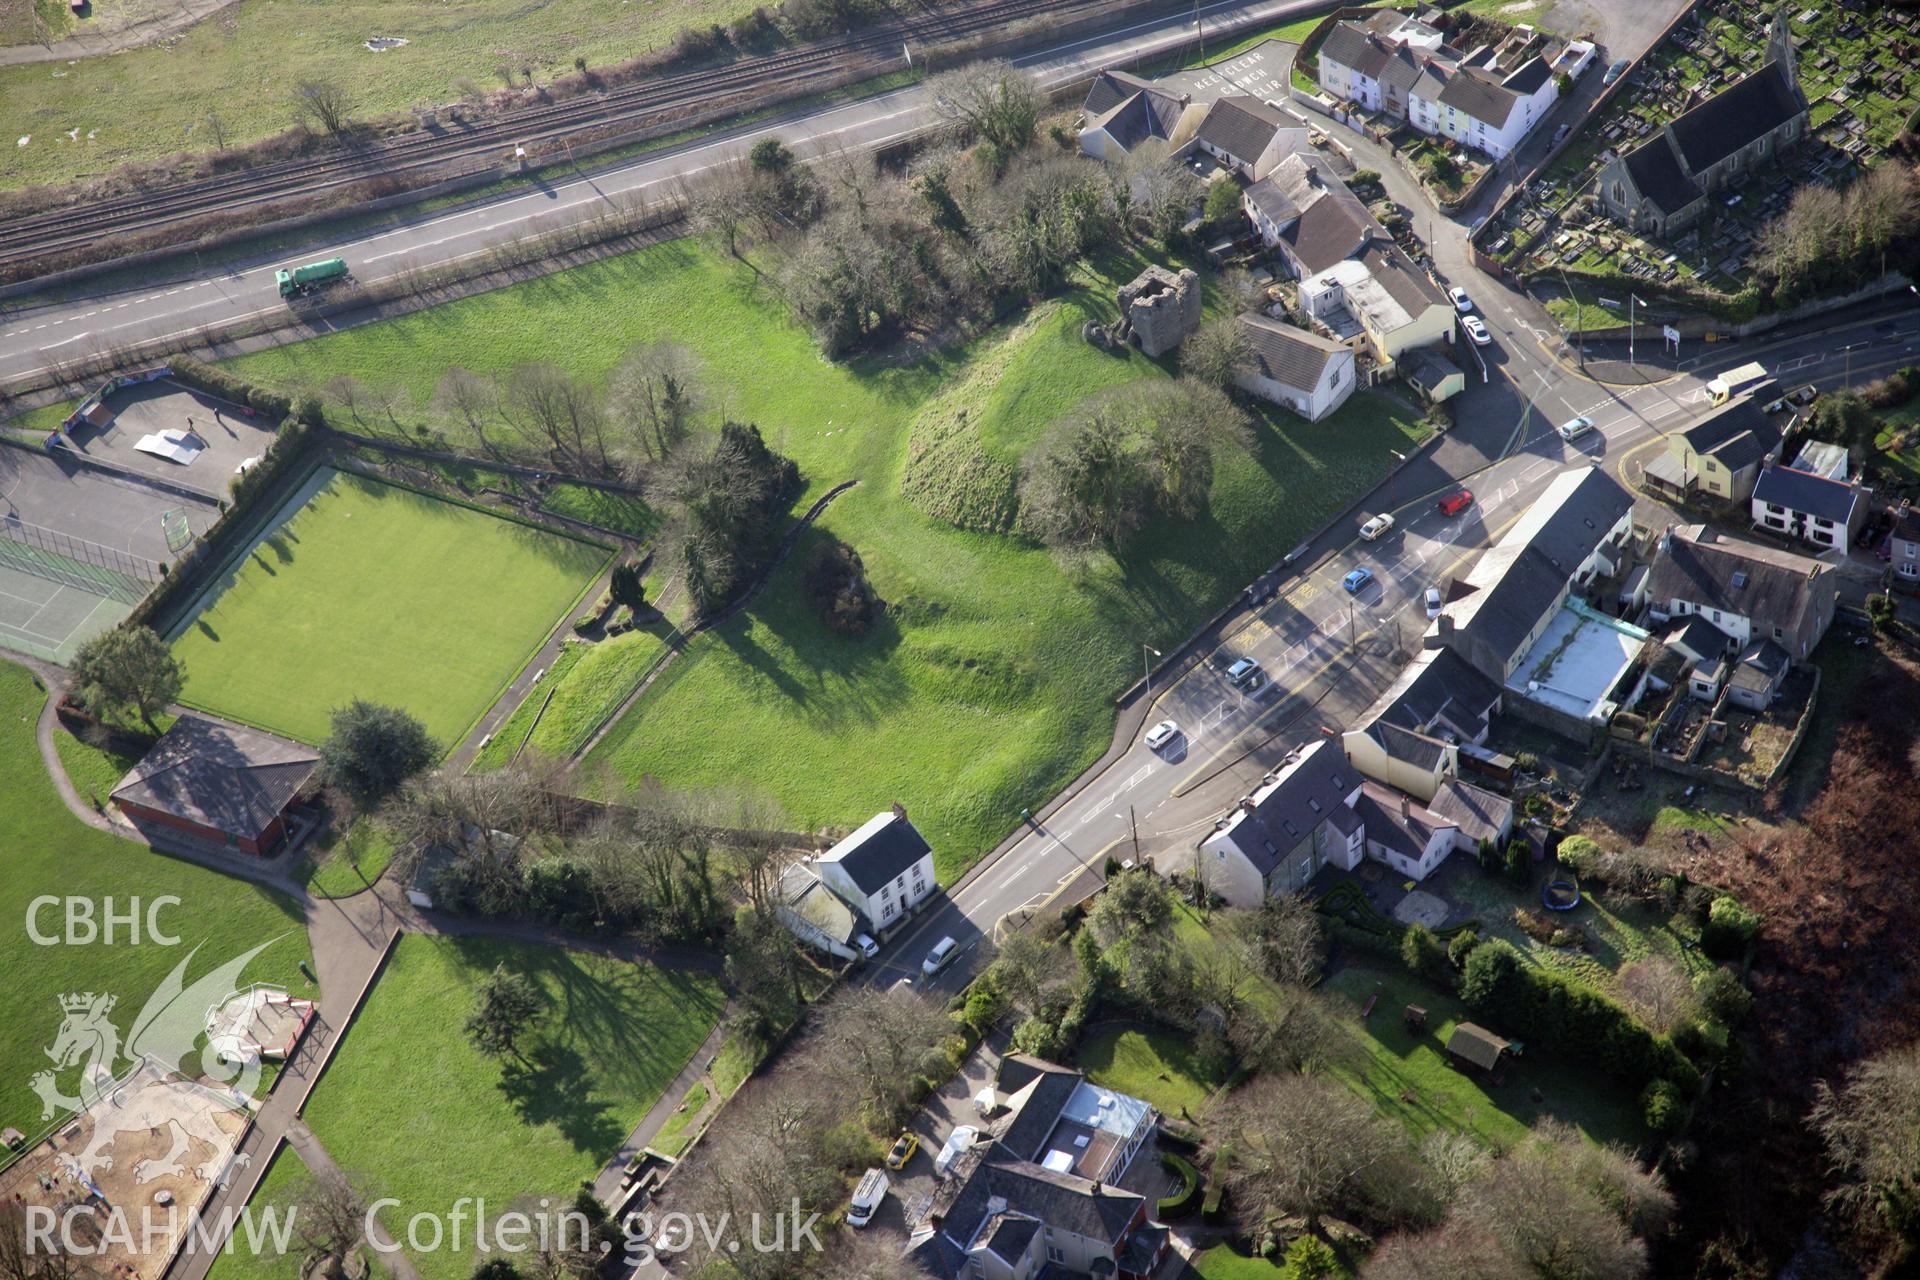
[[1542, 879, 1582, 911], [205, 985, 316, 1067]]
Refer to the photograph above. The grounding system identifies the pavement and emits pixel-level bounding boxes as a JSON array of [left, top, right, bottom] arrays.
[[0, 0, 1325, 388]]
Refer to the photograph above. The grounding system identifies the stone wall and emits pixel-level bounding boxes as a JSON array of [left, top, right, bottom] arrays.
[[1117, 265, 1202, 357]]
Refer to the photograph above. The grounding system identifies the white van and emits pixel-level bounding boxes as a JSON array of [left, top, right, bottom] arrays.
[[848, 1167, 888, 1228], [934, 1125, 979, 1177]]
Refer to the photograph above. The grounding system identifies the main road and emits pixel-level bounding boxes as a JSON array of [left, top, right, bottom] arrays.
[[0, 0, 1320, 387]]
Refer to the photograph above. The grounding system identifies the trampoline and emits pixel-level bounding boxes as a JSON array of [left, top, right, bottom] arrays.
[[1542, 879, 1582, 911]]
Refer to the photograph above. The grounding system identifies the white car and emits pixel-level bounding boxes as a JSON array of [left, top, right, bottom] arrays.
[[1557, 415, 1596, 442], [854, 933, 879, 959], [1425, 585, 1444, 619], [1144, 719, 1180, 750], [1448, 286, 1472, 313], [922, 936, 959, 978], [1359, 512, 1395, 541], [1462, 315, 1492, 346]]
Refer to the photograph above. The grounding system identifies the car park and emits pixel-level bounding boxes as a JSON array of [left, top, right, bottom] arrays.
[[1436, 489, 1473, 517], [922, 936, 959, 977], [1462, 315, 1492, 346], [1359, 512, 1395, 540], [1448, 286, 1472, 313], [1343, 567, 1373, 594], [1144, 719, 1180, 751], [1557, 415, 1595, 442], [1425, 585, 1444, 619], [885, 1131, 919, 1170]]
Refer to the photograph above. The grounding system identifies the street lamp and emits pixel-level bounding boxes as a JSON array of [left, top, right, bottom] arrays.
[[1143, 644, 1161, 697], [1628, 293, 1646, 367]]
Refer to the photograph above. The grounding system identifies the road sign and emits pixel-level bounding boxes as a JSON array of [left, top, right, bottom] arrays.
[[1662, 325, 1681, 343], [1598, 296, 1621, 309]]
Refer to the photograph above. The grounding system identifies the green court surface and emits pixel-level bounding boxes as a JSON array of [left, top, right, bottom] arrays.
[[169, 468, 610, 748], [0, 556, 132, 663]]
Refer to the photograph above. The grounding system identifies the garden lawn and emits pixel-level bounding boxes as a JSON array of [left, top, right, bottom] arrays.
[[297, 816, 396, 899], [1191, 1246, 1290, 1280], [302, 933, 723, 1280], [1075, 1027, 1221, 1119], [169, 468, 609, 749], [1321, 961, 1646, 1150], [0, 661, 312, 1140], [471, 625, 672, 771], [0, 0, 762, 191], [202, 1145, 316, 1280], [47, 712, 172, 810], [219, 239, 1427, 880]]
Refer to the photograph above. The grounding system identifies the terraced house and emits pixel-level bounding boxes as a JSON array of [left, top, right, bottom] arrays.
[[1597, 13, 1808, 234]]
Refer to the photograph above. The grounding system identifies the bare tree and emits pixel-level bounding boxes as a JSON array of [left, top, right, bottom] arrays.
[[0, 1199, 83, 1280], [1207, 1073, 1426, 1233], [1220, 893, 1325, 989], [924, 60, 1042, 161], [288, 1167, 370, 1280], [1123, 140, 1203, 241], [202, 111, 229, 152], [1810, 1039, 1920, 1232], [685, 158, 754, 258], [988, 920, 1066, 1016], [503, 362, 608, 472], [815, 1230, 937, 1280], [1364, 1219, 1532, 1280], [1615, 956, 1697, 1036], [1182, 315, 1250, 392], [433, 367, 500, 455], [816, 985, 954, 1126], [608, 342, 702, 464], [290, 79, 355, 136], [324, 374, 367, 424]]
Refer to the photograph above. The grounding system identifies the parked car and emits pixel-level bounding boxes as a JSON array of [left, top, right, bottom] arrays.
[[922, 936, 959, 978], [853, 932, 879, 959], [847, 1168, 889, 1228], [1424, 585, 1444, 619], [1243, 573, 1279, 607], [1448, 286, 1473, 313], [1462, 315, 1492, 346], [1226, 657, 1265, 690], [1359, 512, 1395, 540], [884, 1130, 919, 1170], [1557, 414, 1596, 442], [1144, 719, 1180, 751], [1603, 57, 1631, 84], [1343, 567, 1374, 594], [1436, 488, 1473, 517]]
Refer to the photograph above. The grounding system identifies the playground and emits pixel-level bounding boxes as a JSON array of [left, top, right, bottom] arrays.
[[51, 377, 278, 497], [0, 1060, 251, 1280]]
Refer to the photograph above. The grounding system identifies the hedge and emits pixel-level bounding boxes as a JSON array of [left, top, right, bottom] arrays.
[[168, 355, 309, 424], [1157, 1153, 1202, 1220], [1702, 896, 1761, 959], [1460, 939, 1700, 1095]]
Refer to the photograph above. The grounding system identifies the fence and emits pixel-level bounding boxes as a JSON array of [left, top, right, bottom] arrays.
[[0, 518, 158, 605]]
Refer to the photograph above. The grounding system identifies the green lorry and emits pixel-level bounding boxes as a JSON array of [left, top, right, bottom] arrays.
[[275, 258, 349, 299]]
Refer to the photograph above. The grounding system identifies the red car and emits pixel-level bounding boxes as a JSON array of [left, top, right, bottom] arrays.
[[1437, 488, 1474, 517]]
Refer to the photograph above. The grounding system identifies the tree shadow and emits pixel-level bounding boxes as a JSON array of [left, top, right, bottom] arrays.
[[496, 1041, 623, 1156]]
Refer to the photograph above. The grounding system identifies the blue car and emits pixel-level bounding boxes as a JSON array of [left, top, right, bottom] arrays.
[[1342, 567, 1373, 594]]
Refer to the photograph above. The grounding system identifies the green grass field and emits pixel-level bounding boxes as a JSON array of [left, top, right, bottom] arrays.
[[1321, 961, 1646, 1151], [220, 239, 1426, 878], [202, 1144, 310, 1280], [0, 661, 313, 1140], [1191, 1246, 1290, 1280], [302, 933, 723, 1280], [539, 485, 660, 541], [0, 0, 761, 191], [1075, 1026, 1221, 1119], [169, 468, 608, 749], [297, 816, 396, 898], [472, 626, 672, 771]]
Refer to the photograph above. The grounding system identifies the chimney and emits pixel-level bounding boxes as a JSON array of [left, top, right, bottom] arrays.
[[1401, 795, 1412, 821], [891, 802, 908, 822]]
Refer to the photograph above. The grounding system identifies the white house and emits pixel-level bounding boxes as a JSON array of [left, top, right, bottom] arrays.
[[1078, 69, 1205, 163], [1188, 95, 1306, 180], [1644, 524, 1838, 662], [813, 807, 936, 935], [1750, 461, 1869, 551], [1186, 740, 1510, 905], [1232, 314, 1356, 421], [1408, 53, 1557, 161]]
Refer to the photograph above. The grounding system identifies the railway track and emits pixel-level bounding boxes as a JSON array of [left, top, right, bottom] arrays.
[[0, 0, 1122, 274]]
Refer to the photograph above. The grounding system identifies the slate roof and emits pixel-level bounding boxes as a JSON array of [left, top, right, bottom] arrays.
[[1647, 525, 1828, 631], [1667, 62, 1804, 175], [1378, 43, 1428, 101], [1679, 396, 1783, 472], [111, 715, 319, 841], [1446, 1022, 1510, 1071], [1370, 647, 1504, 744], [947, 1159, 1143, 1251], [1662, 614, 1734, 664], [1265, 153, 1377, 274], [1358, 238, 1448, 311], [1501, 53, 1553, 95], [819, 810, 932, 894], [1243, 174, 1301, 225], [1320, 23, 1393, 79], [1236, 314, 1345, 393], [1402, 349, 1464, 397], [1730, 638, 1792, 693], [1194, 95, 1289, 165], [1092, 87, 1190, 152], [1428, 778, 1513, 845], [1369, 719, 1450, 770], [1119, 1224, 1169, 1274], [1618, 136, 1702, 215], [1083, 69, 1163, 117], [906, 1229, 967, 1280], [1753, 465, 1863, 527], [1215, 739, 1356, 876], [1437, 67, 1520, 129], [982, 1214, 1040, 1263], [997, 1069, 1085, 1164], [1352, 780, 1445, 861]]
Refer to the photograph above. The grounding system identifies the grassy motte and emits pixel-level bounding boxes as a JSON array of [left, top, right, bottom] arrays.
[[222, 240, 1426, 879], [0, 662, 313, 1139], [170, 467, 608, 749], [302, 934, 723, 1280]]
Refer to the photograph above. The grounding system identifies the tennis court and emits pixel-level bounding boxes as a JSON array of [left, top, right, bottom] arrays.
[[0, 554, 135, 663]]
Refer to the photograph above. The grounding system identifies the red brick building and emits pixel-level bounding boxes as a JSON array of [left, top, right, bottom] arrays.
[[111, 715, 319, 855]]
